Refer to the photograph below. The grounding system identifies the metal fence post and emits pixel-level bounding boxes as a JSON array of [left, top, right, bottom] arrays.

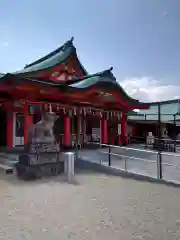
[[173, 114, 176, 153], [144, 114, 147, 149], [157, 152, 162, 179], [108, 144, 111, 166], [124, 156, 127, 172], [157, 103, 162, 179]]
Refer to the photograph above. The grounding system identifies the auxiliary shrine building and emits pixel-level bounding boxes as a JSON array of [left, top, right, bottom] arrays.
[[0, 37, 148, 149]]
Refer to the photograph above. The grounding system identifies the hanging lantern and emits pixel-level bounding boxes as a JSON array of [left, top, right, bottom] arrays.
[[103, 111, 105, 119], [87, 108, 91, 114], [110, 112, 113, 119], [49, 104, 53, 113], [28, 104, 34, 114], [117, 112, 119, 120], [44, 104, 48, 111], [69, 109, 73, 117], [105, 111, 109, 120], [118, 112, 121, 121], [57, 104, 60, 111], [107, 112, 109, 119], [73, 107, 76, 115]]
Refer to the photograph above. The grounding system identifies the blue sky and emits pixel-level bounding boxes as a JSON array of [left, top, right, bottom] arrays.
[[0, 0, 180, 101]]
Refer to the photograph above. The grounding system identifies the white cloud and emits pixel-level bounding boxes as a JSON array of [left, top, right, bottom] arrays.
[[119, 77, 180, 102]]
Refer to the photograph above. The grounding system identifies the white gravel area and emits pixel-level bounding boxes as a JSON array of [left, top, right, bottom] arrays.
[[0, 170, 180, 240]]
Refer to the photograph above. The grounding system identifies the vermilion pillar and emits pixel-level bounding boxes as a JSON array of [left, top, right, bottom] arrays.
[[100, 119, 103, 145], [101, 119, 108, 144], [24, 102, 33, 145], [64, 114, 71, 148], [7, 102, 13, 148], [121, 113, 127, 145]]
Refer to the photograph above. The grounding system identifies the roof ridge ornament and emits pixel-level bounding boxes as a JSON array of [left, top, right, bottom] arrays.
[[70, 36, 74, 42], [100, 66, 116, 81], [62, 37, 74, 52], [101, 66, 113, 73]]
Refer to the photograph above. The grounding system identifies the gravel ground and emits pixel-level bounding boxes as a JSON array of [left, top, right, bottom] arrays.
[[0, 170, 180, 240]]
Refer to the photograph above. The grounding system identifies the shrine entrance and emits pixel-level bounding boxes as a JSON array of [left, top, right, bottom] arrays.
[[13, 113, 24, 146], [53, 115, 64, 147], [0, 109, 7, 147]]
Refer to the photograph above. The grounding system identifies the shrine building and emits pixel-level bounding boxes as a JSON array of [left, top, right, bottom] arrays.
[[0, 37, 149, 150]]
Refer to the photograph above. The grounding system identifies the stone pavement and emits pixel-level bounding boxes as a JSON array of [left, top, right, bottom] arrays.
[[0, 170, 180, 239]]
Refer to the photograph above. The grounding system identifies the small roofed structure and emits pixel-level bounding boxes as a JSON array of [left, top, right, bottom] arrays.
[[128, 99, 180, 144]]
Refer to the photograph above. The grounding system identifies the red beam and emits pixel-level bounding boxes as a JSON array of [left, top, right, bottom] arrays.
[[0, 98, 9, 102]]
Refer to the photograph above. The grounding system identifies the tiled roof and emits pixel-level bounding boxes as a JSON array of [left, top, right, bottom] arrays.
[[13, 37, 87, 75], [0, 71, 148, 109]]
